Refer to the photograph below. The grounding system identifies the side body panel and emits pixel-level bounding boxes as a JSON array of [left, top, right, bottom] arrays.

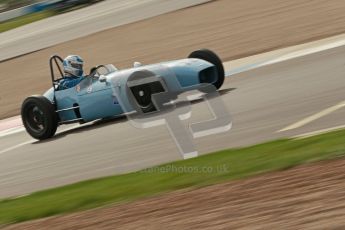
[[77, 77, 123, 122], [54, 86, 80, 121]]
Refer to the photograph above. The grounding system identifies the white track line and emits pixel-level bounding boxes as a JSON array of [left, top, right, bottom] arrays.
[[0, 124, 80, 155], [264, 39, 345, 66], [278, 100, 345, 132], [0, 127, 25, 138], [225, 33, 345, 77], [0, 140, 34, 155], [293, 124, 345, 139]]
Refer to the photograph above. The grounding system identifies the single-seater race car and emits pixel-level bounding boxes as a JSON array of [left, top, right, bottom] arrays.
[[21, 49, 225, 140]]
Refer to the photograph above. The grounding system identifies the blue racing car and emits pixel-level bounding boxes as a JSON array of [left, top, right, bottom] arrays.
[[21, 49, 225, 140]]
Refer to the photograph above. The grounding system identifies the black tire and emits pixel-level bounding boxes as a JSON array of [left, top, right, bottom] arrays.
[[188, 49, 225, 89], [21, 96, 58, 140]]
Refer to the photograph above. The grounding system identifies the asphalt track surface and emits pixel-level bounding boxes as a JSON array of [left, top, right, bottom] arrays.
[[1, 45, 345, 198], [0, 0, 210, 61]]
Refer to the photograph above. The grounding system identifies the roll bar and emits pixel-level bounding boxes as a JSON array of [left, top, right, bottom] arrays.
[[49, 55, 64, 90]]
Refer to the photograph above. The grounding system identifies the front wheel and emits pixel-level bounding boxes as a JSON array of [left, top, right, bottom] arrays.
[[188, 49, 225, 89], [21, 96, 58, 140]]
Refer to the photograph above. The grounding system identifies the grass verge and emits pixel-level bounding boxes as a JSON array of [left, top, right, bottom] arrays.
[[0, 11, 54, 33], [1, 129, 345, 225]]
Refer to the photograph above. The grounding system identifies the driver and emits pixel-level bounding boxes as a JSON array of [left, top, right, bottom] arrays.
[[59, 55, 85, 89]]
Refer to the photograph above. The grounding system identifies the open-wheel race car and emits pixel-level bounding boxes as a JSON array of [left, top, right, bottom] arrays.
[[21, 49, 225, 140]]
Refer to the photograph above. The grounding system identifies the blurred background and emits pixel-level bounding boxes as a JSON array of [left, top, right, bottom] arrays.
[[0, 0, 101, 32]]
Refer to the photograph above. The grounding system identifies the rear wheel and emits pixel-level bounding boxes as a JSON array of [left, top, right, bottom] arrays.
[[21, 96, 58, 140], [188, 49, 225, 89]]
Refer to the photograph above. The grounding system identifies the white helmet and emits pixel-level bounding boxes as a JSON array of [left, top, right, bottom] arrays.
[[63, 55, 84, 77]]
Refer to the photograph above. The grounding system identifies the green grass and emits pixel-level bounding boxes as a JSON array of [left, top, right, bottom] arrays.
[[1, 129, 345, 225], [0, 10, 54, 33]]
